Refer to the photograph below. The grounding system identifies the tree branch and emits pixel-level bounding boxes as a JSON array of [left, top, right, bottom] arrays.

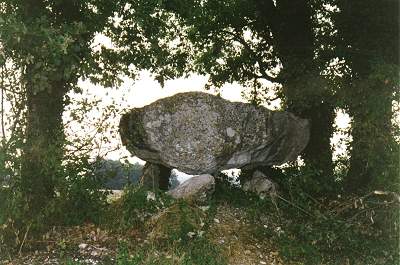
[[1, 69, 6, 143], [256, 0, 279, 34], [221, 29, 281, 83]]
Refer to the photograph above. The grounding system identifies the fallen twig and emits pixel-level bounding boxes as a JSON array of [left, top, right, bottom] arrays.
[[18, 223, 31, 256]]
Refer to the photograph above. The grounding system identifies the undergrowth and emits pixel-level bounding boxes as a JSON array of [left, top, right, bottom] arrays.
[[1, 168, 398, 265], [103, 185, 226, 265], [215, 171, 400, 265], [103, 184, 174, 230], [116, 237, 226, 265]]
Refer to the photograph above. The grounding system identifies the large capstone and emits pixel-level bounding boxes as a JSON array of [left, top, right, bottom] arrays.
[[119, 92, 309, 174]]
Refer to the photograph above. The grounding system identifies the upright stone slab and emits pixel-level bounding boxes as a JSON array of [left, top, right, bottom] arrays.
[[120, 92, 309, 174], [140, 162, 171, 190], [242, 170, 278, 199]]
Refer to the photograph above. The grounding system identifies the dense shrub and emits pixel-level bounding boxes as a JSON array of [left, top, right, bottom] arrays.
[[50, 157, 111, 226], [240, 166, 399, 265], [273, 192, 399, 265]]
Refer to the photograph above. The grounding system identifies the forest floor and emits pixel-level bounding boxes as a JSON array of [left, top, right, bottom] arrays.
[[208, 204, 284, 265], [0, 207, 286, 265], [1, 191, 288, 265], [1, 180, 398, 265]]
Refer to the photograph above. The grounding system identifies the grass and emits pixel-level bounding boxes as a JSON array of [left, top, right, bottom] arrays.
[[112, 186, 227, 265], [91, 185, 226, 265], [213, 173, 400, 265], [1, 175, 399, 265], [116, 237, 226, 265]]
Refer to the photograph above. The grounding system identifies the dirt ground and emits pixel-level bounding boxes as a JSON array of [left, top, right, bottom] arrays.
[[209, 205, 284, 265], [1, 204, 288, 265]]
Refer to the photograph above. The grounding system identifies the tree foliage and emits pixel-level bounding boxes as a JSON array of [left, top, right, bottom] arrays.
[[0, 0, 123, 215], [108, 0, 339, 189], [335, 0, 399, 192], [0, 0, 399, 261], [109, 0, 399, 193]]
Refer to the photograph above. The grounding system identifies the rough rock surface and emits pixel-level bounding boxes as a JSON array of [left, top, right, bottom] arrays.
[[242, 170, 278, 199], [140, 162, 171, 190], [120, 92, 309, 174], [167, 174, 215, 202]]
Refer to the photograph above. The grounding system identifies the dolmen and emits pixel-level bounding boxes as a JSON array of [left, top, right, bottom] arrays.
[[119, 92, 309, 192]]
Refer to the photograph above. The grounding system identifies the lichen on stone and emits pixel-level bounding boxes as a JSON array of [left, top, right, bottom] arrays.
[[119, 92, 309, 175]]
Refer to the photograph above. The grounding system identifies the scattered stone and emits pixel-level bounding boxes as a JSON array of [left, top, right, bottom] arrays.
[[167, 174, 215, 203], [78, 243, 88, 250], [90, 250, 100, 257], [199, 206, 210, 212], [187, 231, 196, 238], [146, 191, 156, 201], [275, 226, 284, 235], [120, 92, 309, 174], [242, 170, 278, 199]]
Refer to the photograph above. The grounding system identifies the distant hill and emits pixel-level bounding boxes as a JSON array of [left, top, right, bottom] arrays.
[[94, 160, 207, 190], [94, 159, 143, 190]]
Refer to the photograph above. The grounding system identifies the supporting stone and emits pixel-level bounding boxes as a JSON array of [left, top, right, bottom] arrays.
[[167, 174, 215, 203], [140, 162, 171, 190], [242, 170, 278, 199]]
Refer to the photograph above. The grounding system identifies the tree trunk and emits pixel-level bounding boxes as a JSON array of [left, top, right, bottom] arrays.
[[346, 83, 396, 193], [20, 79, 67, 213], [271, 0, 335, 187], [299, 102, 335, 180], [337, 0, 399, 193], [283, 82, 335, 189]]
